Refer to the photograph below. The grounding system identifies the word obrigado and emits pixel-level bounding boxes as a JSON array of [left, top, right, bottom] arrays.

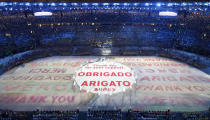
[[77, 72, 132, 77], [78, 72, 132, 87]]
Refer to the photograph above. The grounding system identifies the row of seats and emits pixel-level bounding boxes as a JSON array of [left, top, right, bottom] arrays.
[[1, 109, 209, 120], [88, 109, 122, 120]]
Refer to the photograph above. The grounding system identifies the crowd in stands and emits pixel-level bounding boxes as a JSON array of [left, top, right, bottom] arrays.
[[0, 109, 209, 120], [0, 7, 209, 59], [87, 109, 122, 120], [127, 109, 171, 120], [0, 6, 209, 75], [0, 46, 209, 76], [181, 112, 209, 120], [0, 109, 79, 120], [0, 49, 51, 74], [32, 109, 79, 120]]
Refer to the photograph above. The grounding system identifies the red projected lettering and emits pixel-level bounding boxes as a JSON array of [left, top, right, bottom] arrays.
[[78, 72, 132, 77], [81, 81, 130, 87]]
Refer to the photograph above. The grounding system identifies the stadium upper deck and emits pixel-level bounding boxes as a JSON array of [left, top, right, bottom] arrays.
[[0, 0, 209, 2]]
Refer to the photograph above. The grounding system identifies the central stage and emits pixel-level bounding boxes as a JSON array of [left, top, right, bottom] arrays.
[[0, 56, 209, 111]]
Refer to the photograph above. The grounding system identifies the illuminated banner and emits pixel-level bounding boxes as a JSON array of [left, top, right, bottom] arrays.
[[74, 59, 136, 95], [0, 56, 209, 111]]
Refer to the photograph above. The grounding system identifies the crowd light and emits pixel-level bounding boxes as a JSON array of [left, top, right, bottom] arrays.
[[124, 3, 129, 6], [25, 2, 30, 6], [92, 3, 98, 6], [156, 3, 161, 7], [113, 3, 119, 6], [0, 2, 5, 6], [181, 3, 187, 6], [134, 3, 138, 6], [103, 3, 109, 6], [145, 3, 149, 6], [167, 3, 173, 6], [63, 3, 67, 6], [159, 11, 177, 16], [7, 2, 12, 5], [0, 2, 209, 12], [34, 12, 53, 16], [51, 3, 56, 6], [188, 3, 193, 6], [82, 3, 88, 6], [204, 3, 209, 6], [72, 3, 77, 6], [38, 3, 43, 6]]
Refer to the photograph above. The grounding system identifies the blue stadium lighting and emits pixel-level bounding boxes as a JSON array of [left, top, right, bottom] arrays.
[[167, 3, 173, 6], [0, 2, 5, 6], [51, 3, 56, 6], [39, 3, 43, 6], [25, 2, 30, 6], [181, 3, 187, 6], [156, 3, 161, 7], [113, 3, 119, 6], [92, 3, 98, 6], [188, 3, 193, 6], [8, 2, 12, 5], [204, 3, 209, 6], [82, 3, 89, 6], [72, 3, 78, 6], [174, 3, 178, 6], [124, 3, 129, 6], [145, 3, 149, 6], [103, 3, 109, 6], [19, 3, 24, 6], [134, 3, 138, 6], [63, 3, 67, 6], [33, 3, 38, 6]]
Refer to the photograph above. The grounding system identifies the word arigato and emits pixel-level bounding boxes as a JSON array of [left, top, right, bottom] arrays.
[[81, 80, 130, 87], [78, 72, 132, 77]]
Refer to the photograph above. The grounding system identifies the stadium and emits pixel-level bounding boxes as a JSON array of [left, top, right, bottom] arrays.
[[0, 0, 209, 119]]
